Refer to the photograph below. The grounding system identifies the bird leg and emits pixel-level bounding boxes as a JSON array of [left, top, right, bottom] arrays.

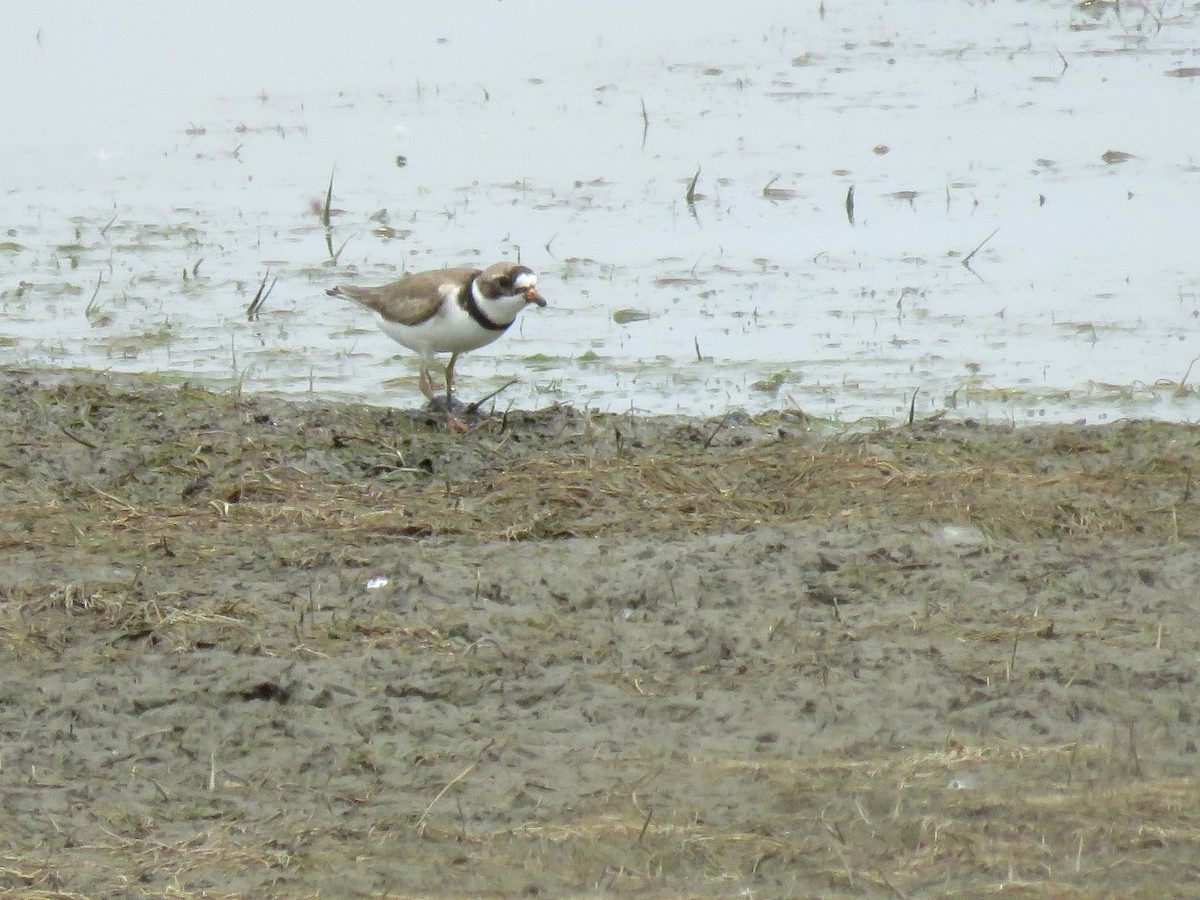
[[442, 352, 468, 433], [444, 352, 460, 403], [418, 365, 438, 403], [416, 353, 464, 434]]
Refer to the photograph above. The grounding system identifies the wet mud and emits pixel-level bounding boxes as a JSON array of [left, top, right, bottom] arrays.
[[1, 369, 1198, 897]]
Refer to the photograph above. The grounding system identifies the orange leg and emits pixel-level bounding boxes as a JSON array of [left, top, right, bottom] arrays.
[[416, 355, 465, 433], [418, 365, 437, 403]]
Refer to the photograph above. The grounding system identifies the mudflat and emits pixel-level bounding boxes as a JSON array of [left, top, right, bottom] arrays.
[[1, 368, 1197, 897]]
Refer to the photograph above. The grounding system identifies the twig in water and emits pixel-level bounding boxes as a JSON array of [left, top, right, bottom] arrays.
[[329, 235, 352, 266], [85, 272, 104, 318], [246, 269, 277, 321], [1173, 353, 1200, 397], [961, 227, 1000, 271], [908, 388, 919, 426], [322, 168, 335, 228], [685, 166, 701, 218]]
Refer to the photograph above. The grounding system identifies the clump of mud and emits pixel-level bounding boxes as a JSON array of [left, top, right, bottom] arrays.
[[1, 368, 1198, 897]]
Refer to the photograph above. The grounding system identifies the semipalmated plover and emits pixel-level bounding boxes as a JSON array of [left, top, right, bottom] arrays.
[[327, 262, 546, 406]]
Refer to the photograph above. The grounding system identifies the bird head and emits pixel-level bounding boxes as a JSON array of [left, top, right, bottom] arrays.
[[479, 262, 546, 307]]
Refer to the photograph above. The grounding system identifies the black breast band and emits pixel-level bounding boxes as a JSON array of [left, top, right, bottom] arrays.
[[457, 275, 509, 332]]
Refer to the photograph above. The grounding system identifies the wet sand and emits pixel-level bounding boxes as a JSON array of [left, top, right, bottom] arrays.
[[1, 368, 1198, 897]]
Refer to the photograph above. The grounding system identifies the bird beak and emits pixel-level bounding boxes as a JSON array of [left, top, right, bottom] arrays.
[[524, 288, 547, 307]]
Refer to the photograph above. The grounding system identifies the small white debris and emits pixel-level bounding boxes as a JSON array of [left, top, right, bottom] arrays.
[[938, 524, 986, 548], [365, 576, 389, 590]]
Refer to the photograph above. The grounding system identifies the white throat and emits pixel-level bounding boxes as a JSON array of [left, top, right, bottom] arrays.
[[471, 277, 526, 325]]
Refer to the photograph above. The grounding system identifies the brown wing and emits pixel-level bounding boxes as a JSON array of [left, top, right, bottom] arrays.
[[332, 267, 481, 326]]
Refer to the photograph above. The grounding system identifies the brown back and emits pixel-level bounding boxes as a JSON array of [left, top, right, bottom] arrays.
[[334, 267, 481, 326]]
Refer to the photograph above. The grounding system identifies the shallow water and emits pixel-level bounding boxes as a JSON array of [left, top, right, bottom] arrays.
[[3, 1, 1199, 424]]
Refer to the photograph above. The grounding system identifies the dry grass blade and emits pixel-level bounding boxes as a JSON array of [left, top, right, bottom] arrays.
[[465, 379, 518, 415], [416, 739, 497, 834], [60, 425, 98, 450]]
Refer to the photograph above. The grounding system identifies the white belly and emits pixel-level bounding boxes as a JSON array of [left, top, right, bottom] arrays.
[[378, 313, 508, 356]]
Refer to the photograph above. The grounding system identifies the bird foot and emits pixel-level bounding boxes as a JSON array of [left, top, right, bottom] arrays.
[[419, 395, 471, 433], [422, 395, 467, 415]]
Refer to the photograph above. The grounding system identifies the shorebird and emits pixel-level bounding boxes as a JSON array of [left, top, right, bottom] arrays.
[[327, 262, 546, 408]]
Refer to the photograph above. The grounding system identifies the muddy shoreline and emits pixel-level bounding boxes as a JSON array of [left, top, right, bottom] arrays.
[[1, 368, 1198, 897]]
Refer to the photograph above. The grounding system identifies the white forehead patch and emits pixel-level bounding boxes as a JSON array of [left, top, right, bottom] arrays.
[[513, 271, 538, 291]]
